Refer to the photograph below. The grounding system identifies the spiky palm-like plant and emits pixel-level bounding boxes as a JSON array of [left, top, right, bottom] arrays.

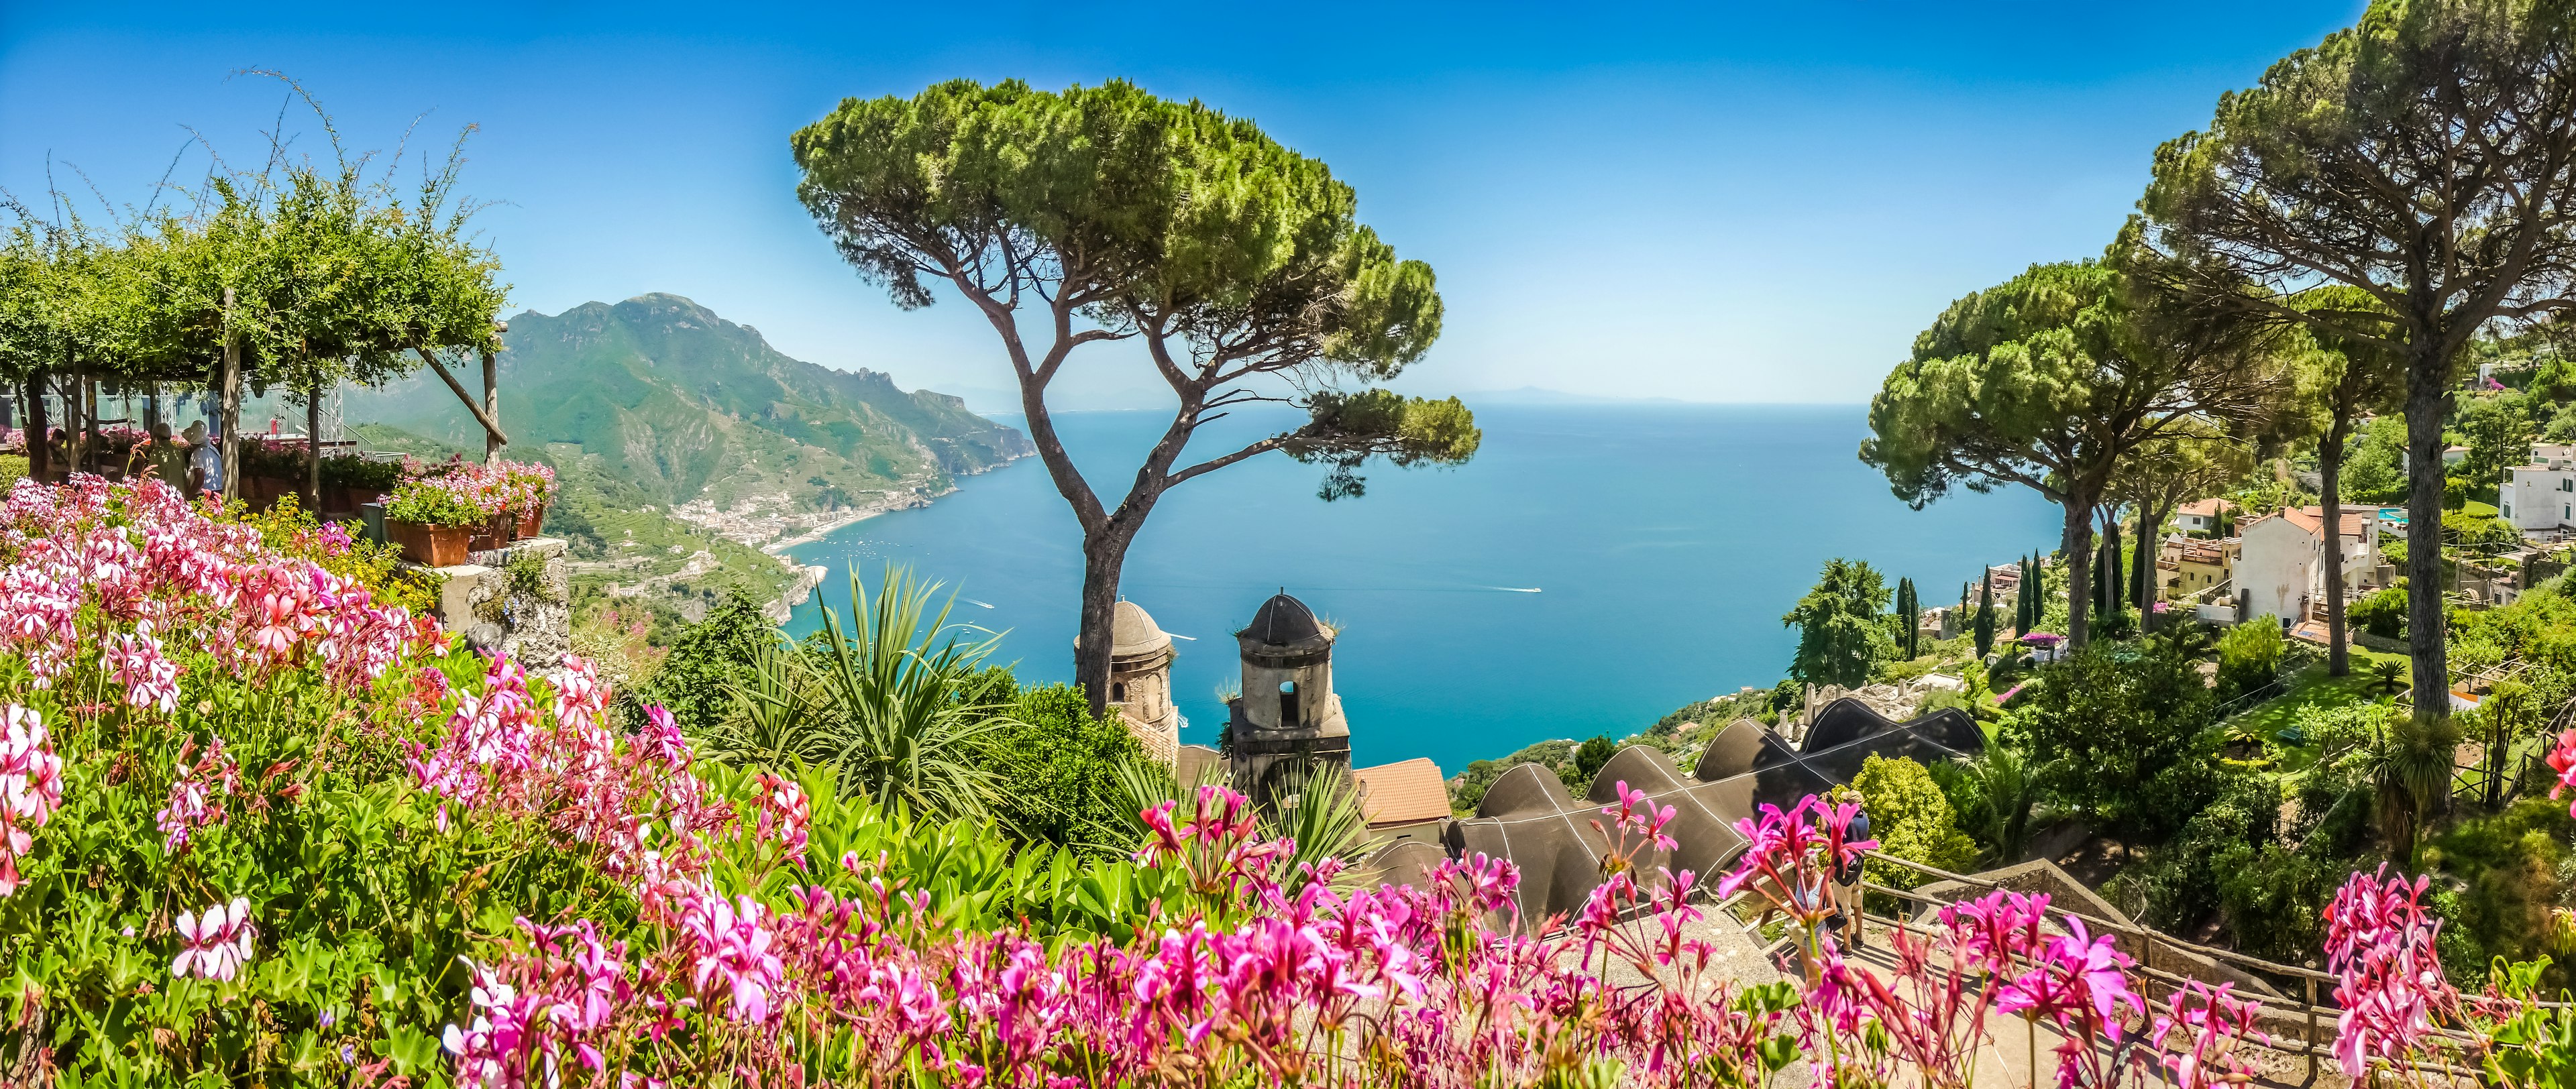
[[724, 566, 1007, 821], [2366, 709, 2462, 864], [1945, 724, 2039, 864]]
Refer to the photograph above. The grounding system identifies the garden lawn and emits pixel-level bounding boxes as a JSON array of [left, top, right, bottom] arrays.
[[2226, 647, 2409, 756]]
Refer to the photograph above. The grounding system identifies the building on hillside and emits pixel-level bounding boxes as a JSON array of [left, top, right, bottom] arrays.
[[1224, 591, 1354, 813], [2176, 498, 2238, 536], [2163, 536, 2237, 599], [2504, 444, 2576, 533], [1102, 600, 1181, 764], [1350, 757, 1451, 848], [2235, 506, 2379, 624]]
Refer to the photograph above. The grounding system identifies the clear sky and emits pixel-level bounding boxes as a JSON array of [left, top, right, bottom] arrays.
[[1, 1, 2367, 408]]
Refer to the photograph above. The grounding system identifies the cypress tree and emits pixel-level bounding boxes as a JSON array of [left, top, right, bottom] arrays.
[[2016, 555, 2035, 634], [1896, 577, 1919, 659], [1975, 575, 1996, 657]]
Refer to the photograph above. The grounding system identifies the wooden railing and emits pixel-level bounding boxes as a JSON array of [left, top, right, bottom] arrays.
[[1719, 851, 2521, 1084]]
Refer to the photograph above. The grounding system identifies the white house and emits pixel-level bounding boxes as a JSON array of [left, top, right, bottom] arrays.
[[2235, 506, 2379, 624], [2503, 443, 2576, 532], [2176, 498, 2237, 536]]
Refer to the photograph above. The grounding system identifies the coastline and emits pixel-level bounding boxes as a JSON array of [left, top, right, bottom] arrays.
[[760, 483, 953, 555]]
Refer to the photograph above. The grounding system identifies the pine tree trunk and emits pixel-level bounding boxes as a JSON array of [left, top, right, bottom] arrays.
[[2130, 507, 2157, 610], [2063, 501, 2095, 648], [1073, 529, 1136, 715], [2321, 416, 2352, 677], [2404, 347, 2450, 725]]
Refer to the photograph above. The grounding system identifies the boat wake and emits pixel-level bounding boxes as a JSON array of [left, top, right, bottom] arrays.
[[961, 597, 996, 610], [1487, 586, 1543, 593]]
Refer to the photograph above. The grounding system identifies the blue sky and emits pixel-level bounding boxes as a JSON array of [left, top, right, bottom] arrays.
[[1, 1, 2366, 407]]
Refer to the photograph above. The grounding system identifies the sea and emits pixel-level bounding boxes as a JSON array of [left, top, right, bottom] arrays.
[[783, 404, 2062, 774]]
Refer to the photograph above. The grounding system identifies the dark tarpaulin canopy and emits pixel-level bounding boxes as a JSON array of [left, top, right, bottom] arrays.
[[1377, 698, 1984, 923]]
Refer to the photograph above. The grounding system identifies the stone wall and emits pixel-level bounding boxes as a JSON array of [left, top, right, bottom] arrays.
[[429, 536, 572, 676]]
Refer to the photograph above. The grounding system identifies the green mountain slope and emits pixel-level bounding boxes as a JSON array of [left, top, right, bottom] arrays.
[[337, 293, 1030, 514]]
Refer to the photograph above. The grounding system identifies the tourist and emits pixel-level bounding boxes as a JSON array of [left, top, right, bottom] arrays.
[[185, 422, 221, 498], [1828, 785, 1870, 950], [142, 422, 189, 488]]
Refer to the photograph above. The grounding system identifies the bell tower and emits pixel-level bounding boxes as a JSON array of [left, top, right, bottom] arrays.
[[1104, 600, 1180, 764], [1224, 591, 1351, 813]]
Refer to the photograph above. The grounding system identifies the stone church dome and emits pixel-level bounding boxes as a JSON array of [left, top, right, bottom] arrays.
[[1110, 600, 1173, 658], [1240, 592, 1330, 651]]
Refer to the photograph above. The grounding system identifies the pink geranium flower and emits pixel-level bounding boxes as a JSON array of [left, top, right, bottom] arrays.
[[170, 896, 257, 982]]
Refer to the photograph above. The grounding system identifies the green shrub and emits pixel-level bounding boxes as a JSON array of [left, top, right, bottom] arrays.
[[318, 453, 407, 492], [2351, 585, 2410, 638], [1851, 754, 1979, 889], [2214, 621, 2286, 699], [2212, 841, 2339, 963], [981, 682, 1149, 854], [2125, 773, 2279, 931], [2008, 640, 2215, 837], [2423, 799, 2576, 991], [1574, 735, 1617, 781]]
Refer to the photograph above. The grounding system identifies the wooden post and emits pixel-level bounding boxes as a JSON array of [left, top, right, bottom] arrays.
[[481, 346, 500, 463], [23, 374, 44, 481], [219, 288, 242, 502], [2304, 976, 2319, 1080]]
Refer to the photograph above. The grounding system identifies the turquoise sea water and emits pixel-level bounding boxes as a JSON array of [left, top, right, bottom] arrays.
[[784, 404, 2061, 774]]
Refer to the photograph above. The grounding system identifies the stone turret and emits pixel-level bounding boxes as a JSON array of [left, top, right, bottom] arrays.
[[1224, 591, 1351, 813], [1106, 600, 1179, 764]]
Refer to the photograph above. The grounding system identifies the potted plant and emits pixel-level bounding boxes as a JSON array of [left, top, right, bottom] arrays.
[[235, 438, 307, 510], [495, 459, 558, 539], [382, 477, 484, 567], [318, 453, 406, 517]]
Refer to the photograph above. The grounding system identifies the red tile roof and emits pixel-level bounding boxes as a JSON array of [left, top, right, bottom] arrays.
[[1352, 758, 1452, 827], [2243, 506, 2367, 540]]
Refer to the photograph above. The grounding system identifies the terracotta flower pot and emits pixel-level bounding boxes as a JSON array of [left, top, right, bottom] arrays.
[[468, 513, 512, 553], [515, 504, 547, 540], [388, 520, 472, 567], [322, 484, 358, 516]]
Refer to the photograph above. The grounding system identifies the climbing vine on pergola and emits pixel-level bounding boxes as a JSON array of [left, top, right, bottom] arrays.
[[0, 88, 509, 502]]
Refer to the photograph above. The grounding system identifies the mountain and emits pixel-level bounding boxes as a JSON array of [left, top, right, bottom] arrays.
[[336, 294, 1032, 514]]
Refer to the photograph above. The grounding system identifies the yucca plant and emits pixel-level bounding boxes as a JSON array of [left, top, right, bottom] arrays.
[[1110, 756, 1379, 889], [722, 565, 1008, 822], [2365, 707, 2463, 864], [702, 638, 808, 767]]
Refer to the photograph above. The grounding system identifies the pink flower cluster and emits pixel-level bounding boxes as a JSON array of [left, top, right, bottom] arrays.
[[0, 476, 439, 698], [0, 477, 442, 899], [0, 705, 62, 897], [408, 654, 730, 892], [434, 779, 1826, 1086], [2324, 866, 2477, 1080], [411, 458, 555, 518], [2548, 726, 2576, 818], [1716, 795, 2264, 1089], [444, 919, 632, 1089], [156, 732, 241, 853]]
